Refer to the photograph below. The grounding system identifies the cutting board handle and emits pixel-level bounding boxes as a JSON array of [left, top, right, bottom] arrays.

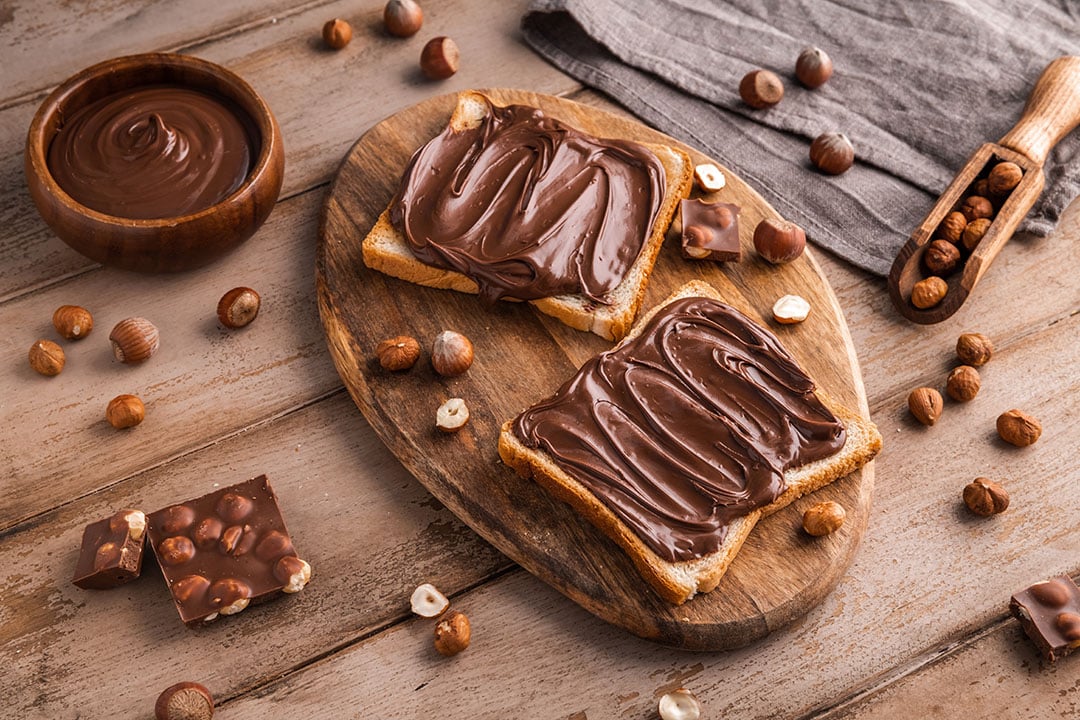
[[998, 56, 1080, 166]]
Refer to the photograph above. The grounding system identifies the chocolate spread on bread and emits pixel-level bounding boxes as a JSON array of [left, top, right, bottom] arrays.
[[389, 98, 666, 303], [513, 297, 846, 562]]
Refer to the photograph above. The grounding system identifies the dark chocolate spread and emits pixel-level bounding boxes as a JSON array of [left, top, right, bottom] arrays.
[[389, 98, 666, 303], [513, 296, 847, 562], [47, 85, 255, 219]]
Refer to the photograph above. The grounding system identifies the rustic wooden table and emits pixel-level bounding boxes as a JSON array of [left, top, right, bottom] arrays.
[[2, 2, 1078, 718]]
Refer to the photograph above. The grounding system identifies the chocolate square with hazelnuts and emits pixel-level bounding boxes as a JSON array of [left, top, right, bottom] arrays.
[[72, 509, 147, 590], [1010, 576, 1080, 662], [146, 475, 311, 627]]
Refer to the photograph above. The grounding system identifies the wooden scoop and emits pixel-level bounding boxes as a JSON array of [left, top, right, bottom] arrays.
[[888, 56, 1080, 324]]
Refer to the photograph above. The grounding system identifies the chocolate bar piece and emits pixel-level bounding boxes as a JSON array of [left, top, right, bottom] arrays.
[[1010, 575, 1080, 662], [72, 509, 147, 589], [146, 475, 311, 626], [680, 199, 741, 262]]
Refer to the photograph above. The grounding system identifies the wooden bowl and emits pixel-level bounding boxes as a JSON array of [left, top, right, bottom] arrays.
[[25, 53, 285, 273]]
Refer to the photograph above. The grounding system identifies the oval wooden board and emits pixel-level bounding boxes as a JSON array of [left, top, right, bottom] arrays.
[[316, 89, 875, 651]]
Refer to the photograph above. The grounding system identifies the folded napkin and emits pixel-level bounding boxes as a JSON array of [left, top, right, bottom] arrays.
[[522, 0, 1080, 276]]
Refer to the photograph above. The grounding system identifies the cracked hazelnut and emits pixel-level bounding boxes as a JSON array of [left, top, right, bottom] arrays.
[[155, 681, 214, 720], [28, 339, 65, 376], [945, 365, 980, 402], [802, 501, 845, 536], [910, 276, 948, 309], [432, 330, 473, 376], [963, 478, 1009, 516], [739, 69, 784, 108], [988, 161, 1022, 196], [693, 163, 725, 192], [795, 46, 833, 89], [908, 387, 943, 426], [377, 335, 421, 371], [753, 218, 806, 264], [410, 583, 450, 618], [997, 409, 1042, 447], [217, 287, 260, 328], [433, 610, 471, 656], [809, 132, 854, 175], [962, 217, 991, 251], [384, 0, 423, 37], [772, 294, 810, 324], [436, 398, 470, 433], [52, 305, 93, 340], [274, 556, 312, 593], [322, 18, 352, 49], [960, 195, 993, 222], [956, 332, 993, 366], [937, 211, 968, 244], [923, 239, 960, 276], [658, 688, 702, 720], [106, 394, 146, 429], [420, 36, 459, 80], [110, 317, 159, 364]]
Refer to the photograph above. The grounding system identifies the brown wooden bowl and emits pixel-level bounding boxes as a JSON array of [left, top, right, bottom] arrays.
[[25, 53, 285, 273]]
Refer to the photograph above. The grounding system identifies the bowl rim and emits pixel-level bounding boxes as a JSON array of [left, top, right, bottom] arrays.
[[26, 52, 280, 227]]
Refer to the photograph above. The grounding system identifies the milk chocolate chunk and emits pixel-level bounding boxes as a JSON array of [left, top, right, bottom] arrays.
[[1010, 576, 1080, 662], [680, 199, 741, 262], [72, 509, 147, 589], [146, 475, 310, 626]]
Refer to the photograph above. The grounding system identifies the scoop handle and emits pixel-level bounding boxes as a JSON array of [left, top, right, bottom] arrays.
[[998, 56, 1080, 166]]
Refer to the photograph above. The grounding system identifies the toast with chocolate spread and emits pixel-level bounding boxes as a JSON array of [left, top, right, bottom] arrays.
[[362, 91, 693, 341], [498, 280, 882, 605]]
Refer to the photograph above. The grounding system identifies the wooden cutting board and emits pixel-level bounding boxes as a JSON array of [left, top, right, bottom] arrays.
[[316, 89, 875, 650]]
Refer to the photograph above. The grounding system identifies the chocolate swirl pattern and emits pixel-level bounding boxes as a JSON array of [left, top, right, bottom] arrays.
[[513, 297, 847, 562], [47, 86, 254, 219], [389, 99, 665, 304]]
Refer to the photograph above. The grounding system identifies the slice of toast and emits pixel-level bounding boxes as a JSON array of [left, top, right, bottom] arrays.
[[498, 280, 883, 605], [362, 91, 694, 341]]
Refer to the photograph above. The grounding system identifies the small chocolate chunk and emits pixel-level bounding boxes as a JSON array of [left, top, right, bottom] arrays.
[[72, 509, 147, 589], [679, 199, 741, 262], [1010, 575, 1080, 662]]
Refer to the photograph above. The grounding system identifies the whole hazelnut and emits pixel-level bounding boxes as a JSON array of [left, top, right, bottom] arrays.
[[109, 317, 159, 364], [945, 365, 980, 402], [739, 69, 784, 108], [433, 610, 471, 656], [52, 305, 93, 340], [922, 239, 961, 276], [962, 217, 991, 251], [192, 518, 224, 550], [217, 287, 261, 328], [155, 681, 214, 720], [753, 218, 806, 264], [809, 132, 854, 175], [962, 478, 1010, 516], [795, 46, 833, 89], [432, 330, 473, 376], [377, 335, 421, 371], [106, 394, 146, 429], [384, 0, 423, 37], [158, 536, 196, 566], [420, 36, 459, 80], [910, 276, 948, 309], [322, 18, 352, 50], [937, 211, 968, 245], [28, 339, 65, 376], [172, 575, 211, 604], [988, 161, 1023, 196], [802, 500, 846, 536], [956, 332, 993, 366], [908, 387, 943, 426], [658, 688, 702, 720], [972, 178, 990, 198], [960, 195, 994, 223], [997, 409, 1042, 447]]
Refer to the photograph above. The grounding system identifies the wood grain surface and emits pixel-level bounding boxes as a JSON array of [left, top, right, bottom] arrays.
[[317, 88, 875, 650]]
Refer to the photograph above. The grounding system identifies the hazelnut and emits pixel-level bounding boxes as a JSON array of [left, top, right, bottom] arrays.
[[410, 582, 450, 618], [771, 294, 811, 324], [693, 163, 726, 192], [52, 305, 93, 340], [433, 610, 471, 656], [809, 132, 854, 175], [274, 556, 312, 593], [795, 46, 833, 89], [1030, 580, 1071, 608], [908, 387, 943, 426], [420, 36, 459, 80], [739, 69, 784, 108], [972, 178, 990, 198], [431, 330, 473, 376], [384, 0, 423, 37], [110, 509, 146, 540], [192, 518, 224, 550], [922, 239, 960, 277], [219, 525, 252, 556], [106, 394, 146, 429], [962, 478, 1010, 516], [961, 217, 991, 251], [159, 505, 196, 533], [158, 536, 196, 566], [937, 211, 968, 244], [960, 195, 994, 222], [322, 18, 352, 50], [155, 681, 214, 720], [215, 493, 253, 523], [255, 530, 294, 562], [997, 409, 1042, 447], [956, 332, 993, 366], [94, 542, 121, 570], [377, 335, 421, 371], [753, 218, 806, 264], [1056, 613, 1080, 643], [28, 339, 65, 376], [216, 287, 260, 328], [802, 500, 846, 536], [172, 575, 211, 605], [658, 688, 702, 720], [988, 161, 1022, 196], [209, 578, 252, 614], [109, 317, 159, 364], [945, 365, 980, 402], [910, 276, 948, 309], [435, 397, 470, 433]]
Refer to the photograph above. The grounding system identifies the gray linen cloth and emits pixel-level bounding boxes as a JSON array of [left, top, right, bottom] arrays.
[[521, 0, 1080, 275]]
